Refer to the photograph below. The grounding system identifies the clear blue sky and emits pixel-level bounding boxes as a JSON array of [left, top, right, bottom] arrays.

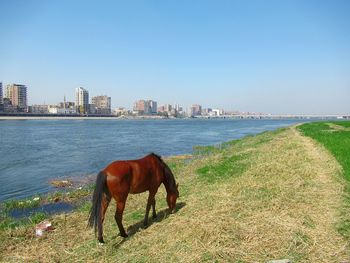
[[1, 0, 349, 114]]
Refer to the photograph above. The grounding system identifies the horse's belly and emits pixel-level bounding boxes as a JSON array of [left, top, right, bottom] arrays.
[[129, 179, 161, 194], [129, 185, 148, 194]]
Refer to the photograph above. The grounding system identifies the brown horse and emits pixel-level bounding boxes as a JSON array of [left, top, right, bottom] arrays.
[[88, 153, 179, 243]]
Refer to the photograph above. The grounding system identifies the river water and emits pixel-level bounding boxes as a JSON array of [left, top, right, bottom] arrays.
[[0, 118, 303, 201]]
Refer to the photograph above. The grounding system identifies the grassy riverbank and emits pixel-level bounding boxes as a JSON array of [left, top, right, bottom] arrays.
[[1, 123, 349, 262], [298, 121, 350, 241]]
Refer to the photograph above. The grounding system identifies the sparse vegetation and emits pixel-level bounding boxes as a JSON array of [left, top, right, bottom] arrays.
[[0, 125, 349, 262]]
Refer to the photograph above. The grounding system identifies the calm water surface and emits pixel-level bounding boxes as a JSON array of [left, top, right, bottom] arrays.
[[0, 119, 303, 201]]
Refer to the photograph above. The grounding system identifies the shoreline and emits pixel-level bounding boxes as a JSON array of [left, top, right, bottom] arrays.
[[0, 115, 346, 120]]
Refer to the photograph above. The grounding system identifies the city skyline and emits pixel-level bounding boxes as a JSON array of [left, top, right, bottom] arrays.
[[1, 1, 350, 115]]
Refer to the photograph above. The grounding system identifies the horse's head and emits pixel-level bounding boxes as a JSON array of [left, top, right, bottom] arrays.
[[167, 183, 179, 213]]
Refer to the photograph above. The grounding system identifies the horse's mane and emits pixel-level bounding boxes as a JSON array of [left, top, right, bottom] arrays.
[[150, 153, 177, 193], [150, 152, 163, 162]]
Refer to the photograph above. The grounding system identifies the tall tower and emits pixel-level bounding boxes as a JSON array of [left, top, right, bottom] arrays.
[[75, 87, 89, 114], [0, 82, 3, 104], [5, 84, 27, 111]]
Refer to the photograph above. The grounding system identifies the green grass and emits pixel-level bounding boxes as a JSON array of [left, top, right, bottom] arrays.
[[298, 121, 350, 240], [335, 121, 350, 128], [197, 153, 250, 183], [298, 121, 350, 181]]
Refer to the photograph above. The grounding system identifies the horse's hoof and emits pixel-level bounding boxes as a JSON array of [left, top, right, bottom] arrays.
[[152, 214, 157, 219], [98, 239, 105, 244], [120, 233, 128, 238]]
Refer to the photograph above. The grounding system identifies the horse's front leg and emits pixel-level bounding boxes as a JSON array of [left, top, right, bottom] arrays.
[[152, 198, 157, 219], [144, 191, 156, 226]]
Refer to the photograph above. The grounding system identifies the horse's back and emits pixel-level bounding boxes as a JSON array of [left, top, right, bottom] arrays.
[[103, 157, 162, 194]]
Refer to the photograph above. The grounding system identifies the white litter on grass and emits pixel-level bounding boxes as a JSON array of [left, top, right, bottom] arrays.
[[35, 220, 54, 237]]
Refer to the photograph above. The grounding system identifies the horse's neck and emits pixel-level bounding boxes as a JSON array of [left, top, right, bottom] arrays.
[[162, 169, 175, 194]]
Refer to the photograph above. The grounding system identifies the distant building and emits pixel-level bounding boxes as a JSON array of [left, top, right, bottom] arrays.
[[89, 104, 97, 114], [164, 104, 172, 113], [48, 104, 76, 114], [5, 84, 27, 112], [157, 105, 165, 113], [75, 87, 89, 114], [202, 108, 212, 115], [188, 104, 202, 117], [91, 95, 111, 115], [174, 104, 183, 113], [58, 96, 75, 110], [30, 104, 49, 114], [3, 98, 16, 112], [0, 82, 3, 112], [211, 109, 224, 116], [113, 107, 131, 116], [149, 100, 157, 114], [158, 104, 173, 113], [133, 100, 146, 115], [0, 82, 3, 105], [133, 99, 157, 115]]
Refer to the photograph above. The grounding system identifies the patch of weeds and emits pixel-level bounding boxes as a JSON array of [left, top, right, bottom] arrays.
[[67, 187, 92, 200], [0, 212, 47, 230], [302, 215, 316, 229], [200, 252, 218, 262], [197, 153, 250, 183], [77, 202, 91, 213], [28, 212, 47, 224], [293, 230, 311, 247], [3, 196, 41, 211], [47, 191, 65, 203]]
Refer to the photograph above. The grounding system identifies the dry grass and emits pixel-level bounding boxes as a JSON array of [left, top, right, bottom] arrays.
[[0, 127, 349, 262]]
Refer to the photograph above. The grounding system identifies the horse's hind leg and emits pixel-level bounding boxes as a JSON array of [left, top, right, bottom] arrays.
[[98, 193, 111, 243], [115, 195, 128, 238]]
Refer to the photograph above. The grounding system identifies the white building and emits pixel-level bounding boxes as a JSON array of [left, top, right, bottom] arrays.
[[210, 109, 224, 116], [48, 105, 76, 114], [75, 87, 89, 114]]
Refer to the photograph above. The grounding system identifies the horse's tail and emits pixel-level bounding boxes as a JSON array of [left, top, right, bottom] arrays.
[[88, 171, 108, 234]]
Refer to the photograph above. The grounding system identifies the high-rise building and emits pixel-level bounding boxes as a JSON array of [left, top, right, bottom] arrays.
[[75, 87, 89, 114], [133, 99, 157, 115], [149, 100, 157, 114], [0, 82, 3, 104], [174, 104, 183, 112], [188, 104, 202, 117], [5, 84, 27, 112], [91, 95, 111, 115]]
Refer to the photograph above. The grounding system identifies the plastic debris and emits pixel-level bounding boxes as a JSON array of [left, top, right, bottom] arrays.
[[35, 220, 54, 236]]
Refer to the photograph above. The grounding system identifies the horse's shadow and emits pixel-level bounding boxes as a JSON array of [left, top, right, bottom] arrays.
[[112, 202, 186, 248]]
